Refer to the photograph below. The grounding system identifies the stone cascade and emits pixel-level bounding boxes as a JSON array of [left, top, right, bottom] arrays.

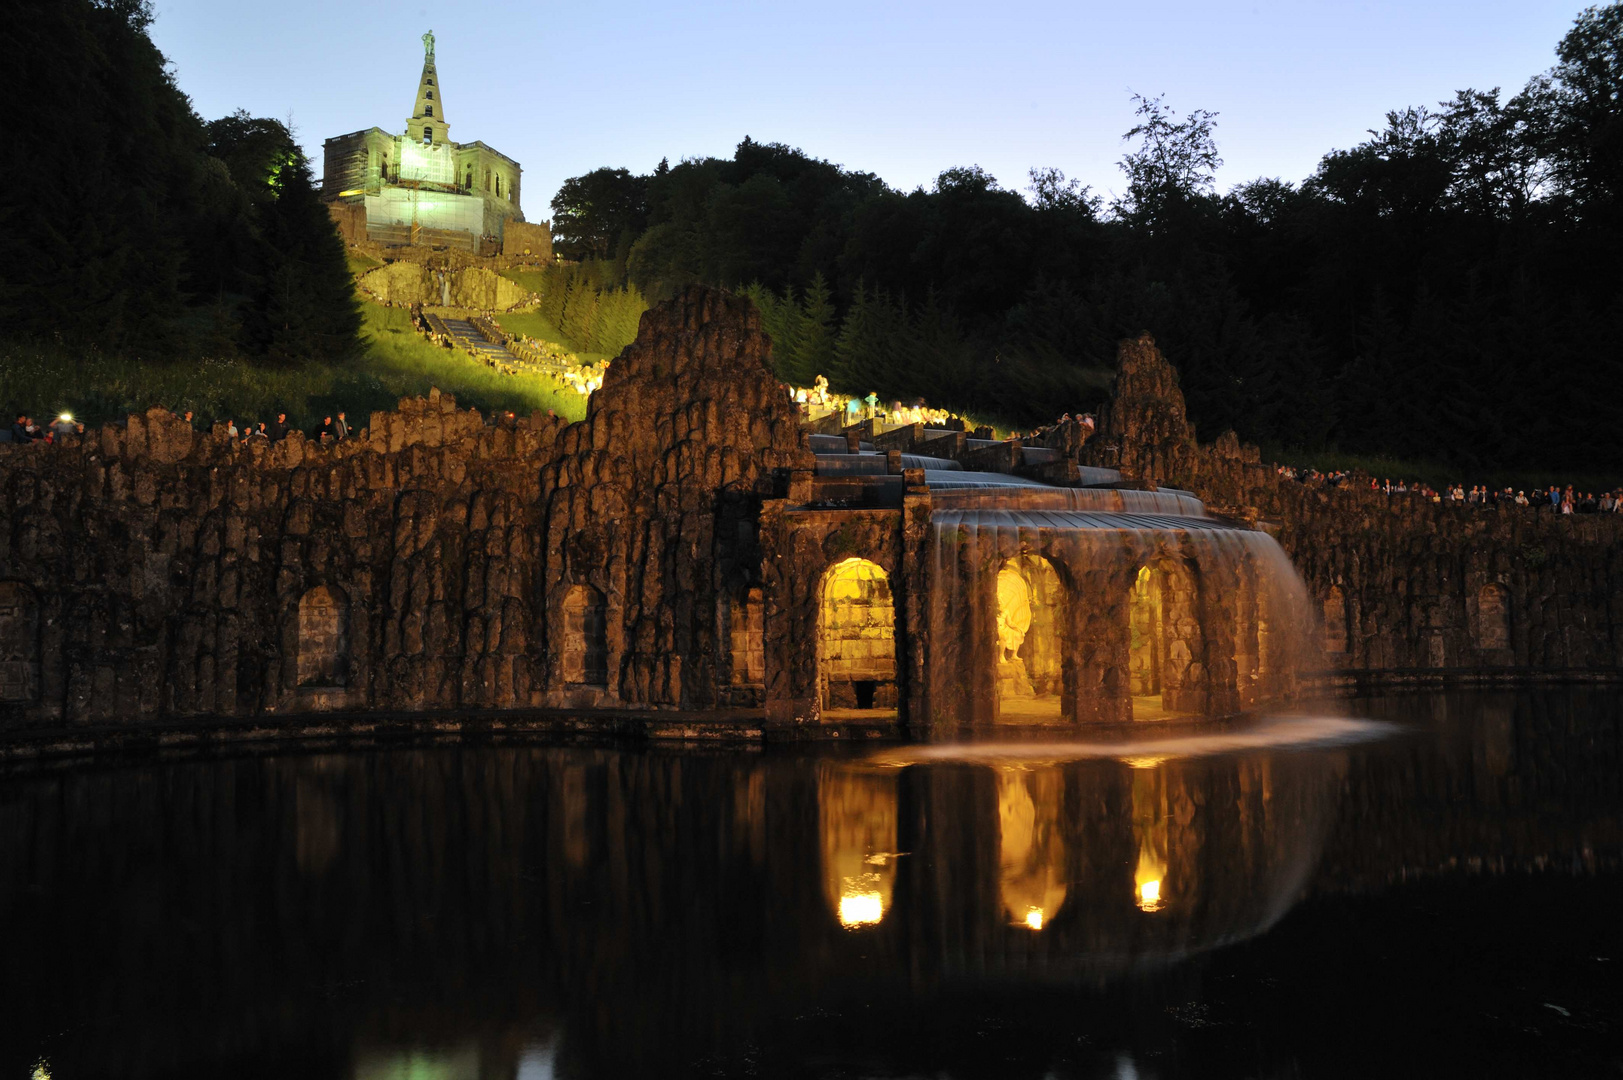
[[775, 383, 1319, 731], [0, 295, 1614, 738]]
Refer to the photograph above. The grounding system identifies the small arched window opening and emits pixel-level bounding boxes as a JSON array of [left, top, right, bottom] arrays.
[[1477, 583, 1511, 651], [1323, 586, 1349, 654], [423, 127, 433, 143], [424, 104, 433, 117], [995, 554, 1065, 722], [425, 90, 434, 99], [297, 585, 349, 688], [818, 559, 896, 712], [0, 582, 40, 702], [563, 584, 608, 687], [484, 167, 492, 192], [496, 173, 503, 198]]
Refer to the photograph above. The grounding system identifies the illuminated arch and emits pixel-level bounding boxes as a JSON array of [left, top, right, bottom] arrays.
[[818, 558, 896, 712], [994, 554, 1065, 721], [1129, 564, 1166, 714], [1127, 558, 1207, 719]]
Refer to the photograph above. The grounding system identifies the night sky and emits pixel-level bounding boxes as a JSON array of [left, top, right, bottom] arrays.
[[152, 0, 1585, 217]]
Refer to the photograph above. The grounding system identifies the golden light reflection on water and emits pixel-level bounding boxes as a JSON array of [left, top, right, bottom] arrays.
[[819, 763, 898, 930], [1132, 763, 1170, 913], [997, 767, 1067, 930], [839, 887, 885, 927], [1136, 874, 1164, 912]]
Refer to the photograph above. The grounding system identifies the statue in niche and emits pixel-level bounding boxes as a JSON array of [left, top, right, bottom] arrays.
[[422, 30, 435, 59], [996, 568, 1035, 698]]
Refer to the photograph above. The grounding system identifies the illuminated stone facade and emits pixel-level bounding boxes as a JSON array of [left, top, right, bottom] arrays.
[[0, 288, 1616, 735], [321, 31, 523, 250]]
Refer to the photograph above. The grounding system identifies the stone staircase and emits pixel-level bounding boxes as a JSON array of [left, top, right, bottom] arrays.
[[440, 317, 523, 372]]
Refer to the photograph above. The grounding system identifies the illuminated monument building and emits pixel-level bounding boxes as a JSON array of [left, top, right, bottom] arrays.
[[321, 31, 527, 252]]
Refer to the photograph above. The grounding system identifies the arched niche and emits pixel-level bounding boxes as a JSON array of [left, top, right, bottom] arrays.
[[562, 584, 609, 687], [1477, 583, 1511, 651], [1129, 559, 1205, 719], [1323, 585, 1349, 655], [1129, 564, 1166, 715], [0, 582, 40, 702], [296, 585, 349, 688], [818, 558, 897, 712], [994, 555, 1066, 722]]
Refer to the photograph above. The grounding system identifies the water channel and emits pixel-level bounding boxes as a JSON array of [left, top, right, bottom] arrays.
[[1, 687, 1618, 1078]]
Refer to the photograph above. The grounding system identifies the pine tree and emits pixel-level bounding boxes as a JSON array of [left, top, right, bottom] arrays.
[[743, 282, 804, 383], [831, 282, 873, 394], [240, 153, 361, 364], [795, 273, 836, 389]]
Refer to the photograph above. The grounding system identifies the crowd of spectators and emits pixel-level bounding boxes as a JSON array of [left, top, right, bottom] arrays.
[[0, 412, 83, 443], [0, 409, 358, 448], [1274, 464, 1623, 514], [215, 411, 354, 446]]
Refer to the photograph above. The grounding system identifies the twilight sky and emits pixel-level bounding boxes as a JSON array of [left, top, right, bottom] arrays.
[[151, 0, 1586, 218]]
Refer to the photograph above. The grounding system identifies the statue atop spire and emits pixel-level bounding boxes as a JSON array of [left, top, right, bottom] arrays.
[[422, 30, 435, 60]]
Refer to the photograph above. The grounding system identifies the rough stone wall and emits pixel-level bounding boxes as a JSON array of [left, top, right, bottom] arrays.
[[0, 394, 564, 727], [358, 263, 531, 309], [0, 286, 811, 727], [534, 286, 812, 709], [326, 201, 367, 245], [501, 219, 553, 260], [1086, 335, 1623, 679]]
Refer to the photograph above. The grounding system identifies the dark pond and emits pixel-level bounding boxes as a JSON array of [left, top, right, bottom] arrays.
[[1, 689, 1619, 1079]]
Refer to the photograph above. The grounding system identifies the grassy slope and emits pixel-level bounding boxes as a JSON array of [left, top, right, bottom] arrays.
[[492, 309, 614, 366], [0, 302, 588, 434], [346, 252, 383, 276]]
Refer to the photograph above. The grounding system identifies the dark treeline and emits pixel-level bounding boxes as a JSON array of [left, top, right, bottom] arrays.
[[551, 6, 1623, 474], [3, 0, 360, 364]]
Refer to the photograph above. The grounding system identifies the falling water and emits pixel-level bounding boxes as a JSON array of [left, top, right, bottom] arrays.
[[924, 480, 1320, 726]]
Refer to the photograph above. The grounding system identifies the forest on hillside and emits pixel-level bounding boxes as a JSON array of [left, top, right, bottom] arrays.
[[551, 5, 1623, 475], [3, 0, 360, 366]]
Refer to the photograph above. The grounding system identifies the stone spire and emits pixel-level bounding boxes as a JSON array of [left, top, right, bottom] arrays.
[[407, 30, 450, 145]]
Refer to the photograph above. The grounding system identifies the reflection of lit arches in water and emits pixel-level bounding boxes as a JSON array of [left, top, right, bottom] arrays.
[[996, 766, 1067, 929], [1130, 760, 1169, 912], [818, 763, 899, 929]]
